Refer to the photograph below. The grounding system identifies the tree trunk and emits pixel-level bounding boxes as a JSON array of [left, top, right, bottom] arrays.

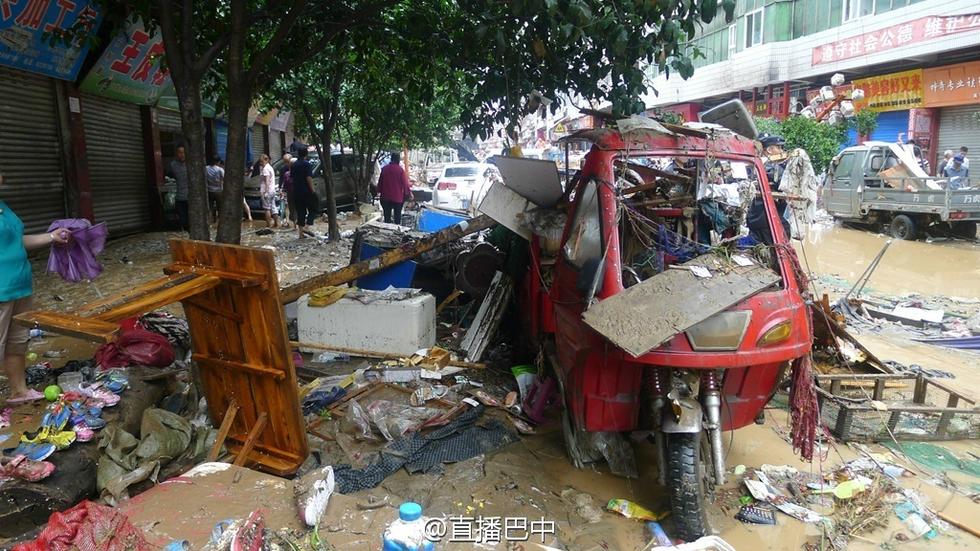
[[174, 80, 211, 241], [216, 95, 251, 244], [321, 118, 340, 241]]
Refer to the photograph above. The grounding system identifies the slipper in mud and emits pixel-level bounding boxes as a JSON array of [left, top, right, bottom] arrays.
[[294, 465, 335, 527], [5, 442, 57, 461], [0, 407, 11, 430], [74, 425, 96, 442], [22, 426, 76, 450], [231, 510, 266, 551], [42, 407, 71, 432], [469, 389, 503, 407], [5, 389, 44, 404], [73, 415, 106, 430], [0, 454, 55, 482]]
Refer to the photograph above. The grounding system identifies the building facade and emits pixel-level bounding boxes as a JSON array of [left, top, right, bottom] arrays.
[[642, 0, 980, 170], [0, 4, 292, 235]]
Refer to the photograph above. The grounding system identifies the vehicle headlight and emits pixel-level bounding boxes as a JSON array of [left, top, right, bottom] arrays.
[[685, 311, 752, 351], [756, 320, 793, 347]]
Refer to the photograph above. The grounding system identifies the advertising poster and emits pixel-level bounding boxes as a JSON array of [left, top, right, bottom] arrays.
[[0, 0, 102, 80], [79, 17, 171, 104]]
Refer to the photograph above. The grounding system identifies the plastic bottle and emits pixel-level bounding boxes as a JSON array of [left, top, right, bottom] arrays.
[[382, 502, 435, 551]]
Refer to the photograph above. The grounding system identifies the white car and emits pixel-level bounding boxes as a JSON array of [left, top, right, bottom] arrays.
[[431, 162, 501, 211]]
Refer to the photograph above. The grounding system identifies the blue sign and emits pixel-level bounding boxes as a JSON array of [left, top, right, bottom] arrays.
[[0, 0, 103, 80]]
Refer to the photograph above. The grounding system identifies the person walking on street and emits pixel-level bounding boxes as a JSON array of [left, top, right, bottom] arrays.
[[167, 145, 190, 231], [377, 152, 413, 224], [206, 157, 224, 224], [288, 138, 308, 157], [1, 171, 71, 404], [280, 154, 295, 228], [290, 148, 318, 238], [937, 150, 954, 178], [259, 154, 281, 228]]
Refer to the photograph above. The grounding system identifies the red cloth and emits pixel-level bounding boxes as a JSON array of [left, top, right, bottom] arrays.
[[377, 163, 412, 203], [13, 500, 150, 551], [95, 327, 175, 369]]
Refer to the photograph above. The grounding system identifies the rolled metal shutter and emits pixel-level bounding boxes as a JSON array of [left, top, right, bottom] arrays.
[[937, 105, 980, 170], [269, 129, 283, 160], [251, 124, 267, 161], [868, 110, 909, 143], [81, 94, 150, 234], [0, 67, 65, 233], [157, 108, 182, 133]]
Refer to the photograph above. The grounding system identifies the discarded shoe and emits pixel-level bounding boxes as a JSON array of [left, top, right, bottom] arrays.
[[294, 465, 335, 527], [0, 454, 55, 482], [74, 425, 96, 442], [5, 442, 56, 461], [73, 415, 106, 430], [232, 510, 265, 551], [5, 389, 45, 404]]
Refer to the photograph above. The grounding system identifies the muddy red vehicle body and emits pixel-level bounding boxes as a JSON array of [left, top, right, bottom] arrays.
[[523, 127, 812, 539]]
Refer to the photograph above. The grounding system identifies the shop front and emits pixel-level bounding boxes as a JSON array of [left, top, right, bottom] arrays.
[[924, 60, 980, 172]]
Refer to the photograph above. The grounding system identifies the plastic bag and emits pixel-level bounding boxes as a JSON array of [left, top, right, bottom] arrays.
[[13, 500, 150, 551], [95, 328, 175, 369], [366, 400, 440, 441], [344, 399, 375, 440]]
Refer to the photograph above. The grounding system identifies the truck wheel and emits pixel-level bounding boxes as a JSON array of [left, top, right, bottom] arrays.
[[951, 221, 977, 239], [889, 215, 917, 240], [666, 433, 708, 541]]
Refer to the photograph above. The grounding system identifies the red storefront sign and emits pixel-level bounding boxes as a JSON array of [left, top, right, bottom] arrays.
[[812, 13, 980, 66]]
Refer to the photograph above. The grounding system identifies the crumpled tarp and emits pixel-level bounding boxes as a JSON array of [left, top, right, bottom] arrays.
[[12, 500, 150, 551], [95, 328, 175, 369], [97, 408, 193, 502], [45, 219, 108, 282], [333, 405, 518, 493], [778, 149, 819, 238], [308, 285, 349, 307]]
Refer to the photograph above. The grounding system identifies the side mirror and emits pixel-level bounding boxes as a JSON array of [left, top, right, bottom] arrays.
[[870, 156, 884, 171]]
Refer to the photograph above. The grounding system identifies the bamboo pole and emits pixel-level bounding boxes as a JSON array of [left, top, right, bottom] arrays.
[[279, 214, 496, 304], [290, 340, 487, 369]]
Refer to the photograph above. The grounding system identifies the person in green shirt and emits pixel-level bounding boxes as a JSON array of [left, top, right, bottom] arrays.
[[1, 171, 70, 404]]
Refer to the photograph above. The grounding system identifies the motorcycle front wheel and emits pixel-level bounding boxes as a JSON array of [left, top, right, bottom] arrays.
[[666, 432, 709, 541]]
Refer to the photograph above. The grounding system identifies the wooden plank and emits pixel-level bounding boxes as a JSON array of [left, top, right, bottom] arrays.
[[74, 273, 199, 316], [207, 399, 239, 462], [93, 274, 221, 322], [164, 262, 266, 288], [279, 214, 496, 304], [12, 311, 120, 343], [582, 258, 780, 357], [460, 272, 514, 361], [437, 289, 463, 314], [233, 412, 268, 467], [289, 341, 487, 370]]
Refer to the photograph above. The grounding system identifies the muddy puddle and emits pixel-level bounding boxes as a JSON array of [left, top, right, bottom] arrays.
[[798, 222, 980, 300]]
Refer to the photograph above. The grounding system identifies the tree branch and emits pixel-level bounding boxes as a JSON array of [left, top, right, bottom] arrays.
[[245, 0, 308, 84]]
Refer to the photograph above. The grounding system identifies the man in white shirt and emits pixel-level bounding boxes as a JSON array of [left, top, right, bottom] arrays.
[[259, 154, 281, 228]]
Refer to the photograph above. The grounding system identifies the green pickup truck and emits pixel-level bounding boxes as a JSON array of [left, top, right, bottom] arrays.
[[823, 142, 979, 240]]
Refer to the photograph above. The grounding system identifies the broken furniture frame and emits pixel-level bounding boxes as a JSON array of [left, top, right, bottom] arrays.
[[815, 373, 979, 442], [16, 240, 309, 476]]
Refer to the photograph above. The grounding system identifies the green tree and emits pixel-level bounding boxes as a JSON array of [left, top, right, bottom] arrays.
[[850, 109, 879, 138], [448, 0, 735, 137]]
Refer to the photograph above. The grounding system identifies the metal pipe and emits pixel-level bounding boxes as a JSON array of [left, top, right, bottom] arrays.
[[650, 368, 669, 486], [701, 371, 726, 485]]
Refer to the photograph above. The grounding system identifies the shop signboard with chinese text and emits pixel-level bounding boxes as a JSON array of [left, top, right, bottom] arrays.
[[852, 69, 923, 112], [0, 0, 102, 80], [923, 61, 980, 108], [79, 17, 171, 104], [812, 13, 980, 66]]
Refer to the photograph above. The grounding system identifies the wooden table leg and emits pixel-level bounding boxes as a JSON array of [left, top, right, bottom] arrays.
[[233, 412, 268, 468], [207, 399, 239, 462]]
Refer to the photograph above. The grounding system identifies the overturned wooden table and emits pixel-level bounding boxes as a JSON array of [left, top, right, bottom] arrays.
[[16, 240, 309, 476]]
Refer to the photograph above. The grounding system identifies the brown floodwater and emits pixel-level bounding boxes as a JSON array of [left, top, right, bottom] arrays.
[[797, 223, 980, 300]]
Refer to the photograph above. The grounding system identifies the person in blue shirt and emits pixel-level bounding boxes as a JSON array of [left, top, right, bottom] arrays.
[[943, 155, 970, 190], [1, 171, 71, 404]]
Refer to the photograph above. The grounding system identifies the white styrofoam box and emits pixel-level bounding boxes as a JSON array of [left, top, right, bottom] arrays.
[[297, 291, 436, 356]]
